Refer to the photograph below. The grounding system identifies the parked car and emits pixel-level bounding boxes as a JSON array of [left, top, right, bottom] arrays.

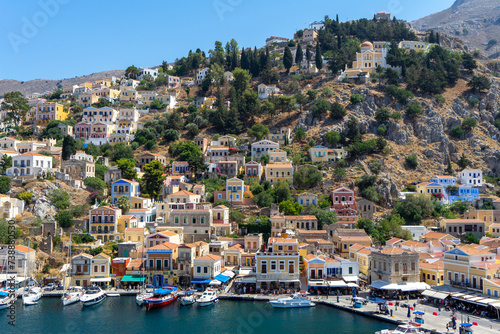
[[43, 283, 55, 291]]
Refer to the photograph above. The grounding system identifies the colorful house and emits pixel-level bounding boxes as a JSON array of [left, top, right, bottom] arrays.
[[251, 140, 279, 159], [265, 163, 293, 184], [420, 259, 444, 286], [416, 182, 445, 201], [297, 192, 318, 206], [244, 160, 262, 182], [269, 149, 288, 164], [146, 241, 180, 286], [88, 206, 122, 242], [35, 102, 68, 125], [172, 161, 191, 178], [111, 179, 141, 204]]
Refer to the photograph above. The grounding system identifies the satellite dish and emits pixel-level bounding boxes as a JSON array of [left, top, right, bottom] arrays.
[[83, 143, 88, 148]]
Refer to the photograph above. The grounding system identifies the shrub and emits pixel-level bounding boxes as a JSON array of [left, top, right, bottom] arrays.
[[405, 154, 418, 168], [468, 99, 479, 108], [293, 165, 322, 189], [18, 191, 34, 204], [350, 94, 364, 104], [449, 125, 464, 139], [322, 87, 333, 98], [390, 111, 402, 120], [330, 102, 346, 120], [406, 103, 423, 119], [311, 98, 330, 118], [49, 189, 71, 210], [325, 131, 341, 146], [368, 159, 382, 175], [306, 89, 318, 101], [55, 210, 74, 228], [375, 108, 391, 122], [84, 177, 107, 191], [0, 176, 11, 194], [385, 85, 414, 104], [185, 123, 200, 137], [42, 264, 51, 274], [462, 117, 477, 130], [377, 125, 387, 136], [435, 94, 446, 104], [164, 129, 179, 142]]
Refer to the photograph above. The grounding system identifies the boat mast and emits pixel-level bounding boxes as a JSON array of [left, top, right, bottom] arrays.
[[141, 228, 145, 291]]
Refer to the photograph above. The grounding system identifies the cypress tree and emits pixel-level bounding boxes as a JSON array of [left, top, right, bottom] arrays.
[[336, 14, 339, 23], [306, 45, 312, 70], [283, 46, 294, 74], [315, 43, 323, 70], [241, 48, 249, 70], [436, 33, 440, 45], [296, 43, 303, 67]]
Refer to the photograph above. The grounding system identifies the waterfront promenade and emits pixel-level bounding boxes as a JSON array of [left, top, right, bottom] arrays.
[[219, 291, 500, 334]]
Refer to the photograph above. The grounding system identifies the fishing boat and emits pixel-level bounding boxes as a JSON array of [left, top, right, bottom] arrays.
[[196, 289, 218, 307], [375, 324, 424, 334], [0, 290, 15, 310], [144, 286, 178, 310], [22, 287, 42, 305], [179, 290, 196, 306], [136, 290, 154, 306], [269, 293, 315, 308], [106, 293, 120, 297], [80, 287, 106, 307], [61, 286, 83, 306]]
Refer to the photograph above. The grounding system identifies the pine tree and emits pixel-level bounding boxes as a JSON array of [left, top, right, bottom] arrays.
[[283, 46, 293, 74], [429, 31, 436, 43], [436, 33, 440, 45], [231, 49, 239, 70], [251, 47, 260, 77], [295, 43, 303, 68], [241, 48, 249, 70], [315, 43, 323, 70], [62, 135, 76, 160], [446, 160, 453, 175], [306, 45, 312, 71], [336, 14, 339, 23]]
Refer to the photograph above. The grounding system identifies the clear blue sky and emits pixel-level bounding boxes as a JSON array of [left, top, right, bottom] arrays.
[[0, 0, 455, 81]]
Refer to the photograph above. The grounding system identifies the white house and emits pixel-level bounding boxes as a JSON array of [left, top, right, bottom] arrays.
[[309, 20, 325, 30], [0, 194, 25, 219], [0, 137, 21, 151], [120, 79, 140, 89], [70, 151, 94, 163], [459, 169, 483, 186], [265, 36, 289, 46], [7, 152, 54, 178], [82, 107, 118, 125], [257, 84, 280, 99], [137, 68, 158, 81], [251, 140, 280, 159], [196, 68, 210, 85], [224, 71, 234, 82], [402, 225, 428, 240], [193, 254, 222, 279]]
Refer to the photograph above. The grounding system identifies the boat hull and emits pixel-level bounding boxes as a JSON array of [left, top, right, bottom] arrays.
[[197, 298, 218, 307], [81, 294, 106, 307], [179, 297, 196, 306], [62, 294, 81, 306], [136, 293, 153, 306], [23, 293, 42, 305], [269, 300, 315, 308], [145, 295, 178, 310]]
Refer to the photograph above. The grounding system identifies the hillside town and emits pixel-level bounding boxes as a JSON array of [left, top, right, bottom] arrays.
[[1, 10, 500, 332]]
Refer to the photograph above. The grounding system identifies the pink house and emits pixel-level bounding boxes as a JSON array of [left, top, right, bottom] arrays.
[[74, 122, 91, 140], [167, 76, 180, 89], [213, 205, 229, 225], [331, 187, 357, 216]]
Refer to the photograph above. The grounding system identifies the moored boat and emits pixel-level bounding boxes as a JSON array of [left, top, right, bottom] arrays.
[[0, 291, 16, 310], [179, 290, 196, 306], [62, 286, 83, 306], [196, 289, 218, 307], [375, 324, 424, 334], [136, 290, 154, 306], [106, 293, 120, 297], [80, 287, 106, 307], [144, 286, 178, 310], [269, 293, 315, 308], [22, 287, 42, 306]]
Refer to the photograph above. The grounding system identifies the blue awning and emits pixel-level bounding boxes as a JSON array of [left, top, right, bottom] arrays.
[[214, 274, 231, 283], [191, 278, 211, 284]]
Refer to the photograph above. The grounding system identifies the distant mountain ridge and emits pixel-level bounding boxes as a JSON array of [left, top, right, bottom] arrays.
[[412, 0, 500, 58], [0, 70, 125, 97]]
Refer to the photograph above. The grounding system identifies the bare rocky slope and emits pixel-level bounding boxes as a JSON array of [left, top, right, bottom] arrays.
[[412, 0, 500, 58], [0, 69, 125, 97]]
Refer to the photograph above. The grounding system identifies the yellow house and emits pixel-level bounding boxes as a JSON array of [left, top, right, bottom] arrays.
[[269, 149, 288, 164], [120, 88, 140, 102], [339, 41, 388, 80], [416, 182, 445, 201], [420, 259, 444, 286], [95, 78, 114, 87], [117, 215, 139, 235], [466, 208, 496, 227], [349, 244, 372, 280], [484, 279, 500, 298], [35, 102, 69, 125], [265, 163, 293, 184], [309, 145, 329, 163], [80, 82, 94, 89], [489, 223, 500, 237], [398, 41, 430, 52], [255, 237, 300, 289], [101, 87, 120, 100], [124, 227, 149, 243], [141, 92, 158, 105], [443, 245, 500, 291]]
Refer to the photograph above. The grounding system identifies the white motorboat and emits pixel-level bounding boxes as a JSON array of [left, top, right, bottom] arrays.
[[179, 291, 196, 306], [196, 289, 218, 307], [136, 291, 154, 306], [269, 293, 316, 308], [80, 287, 106, 307], [106, 293, 120, 297], [22, 287, 42, 305], [61, 286, 83, 306], [0, 291, 15, 310], [376, 324, 424, 334]]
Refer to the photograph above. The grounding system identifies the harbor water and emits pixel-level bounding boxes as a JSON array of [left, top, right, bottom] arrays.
[[8, 296, 395, 334]]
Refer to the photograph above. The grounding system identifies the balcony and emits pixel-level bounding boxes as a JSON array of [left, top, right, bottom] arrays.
[[256, 273, 299, 281]]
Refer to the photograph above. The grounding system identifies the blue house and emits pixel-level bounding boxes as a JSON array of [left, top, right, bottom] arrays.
[[447, 185, 479, 204], [111, 179, 140, 204]]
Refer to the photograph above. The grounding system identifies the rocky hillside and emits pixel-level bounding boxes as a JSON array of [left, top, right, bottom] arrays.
[[0, 69, 125, 97], [412, 0, 500, 58]]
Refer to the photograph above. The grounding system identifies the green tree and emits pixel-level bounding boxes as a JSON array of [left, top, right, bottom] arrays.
[[295, 43, 303, 66], [457, 153, 470, 168], [283, 46, 294, 73], [406, 103, 423, 119], [232, 68, 251, 93], [142, 160, 166, 200], [467, 76, 491, 93], [405, 154, 418, 168], [306, 89, 318, 101], [350, 94, 364, 104], [125, 65, 139, 79], [259, 154, 270, 165], [375, 108, 391, 123], [164, 129, 179, 142], [294, 93, 308, 112], [310, 208, 337, 229], [116, 159, 138, 180], [272, 181, 291, 203], [169, 140, 206, 174], [393, 195, 435, 224], [368, 159, 383, 175], [330, 102, 346, 120], [248, 124, 270, 141], [279, 200, 303, 215], [449, 125, 464, 139], [295, 128, 307, 141], [186, 123, 200, 137], [311, 98, 330, 118], [18, 191, 33, 204], [464, 233, 480, 244], [116, 196, 131, 214], [84, 177, 107, 191], [49, 189, 71, 209], [356, 218, 376, 236], [61, 135, 77, 160], [0, 155, 12, 174], [315, 44, 323, 70], [461, 53, 477, 73], [254, 191, 274, 207], [294, 166, 322, 189], [462, 117, 477, 130], [325, 131, 341, 146], [55, 210, 74, 228]]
